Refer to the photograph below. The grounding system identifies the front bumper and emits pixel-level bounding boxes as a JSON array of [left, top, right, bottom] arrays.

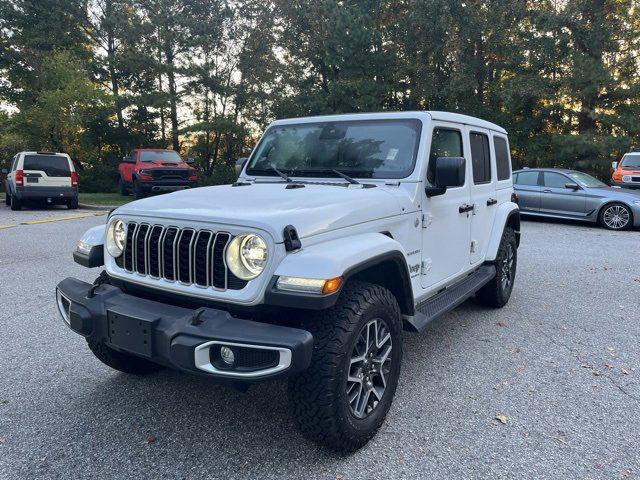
[[15, 186, 77, 201], [138, 179, 197, 192], [56, 277, 313, 380], [611, 179, 640, 189]]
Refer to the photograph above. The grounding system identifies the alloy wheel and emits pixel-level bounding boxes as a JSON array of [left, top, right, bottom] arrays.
[[603, 205, 630, 230], [347, 318, 393, 419], [500, 243, 515, 292]]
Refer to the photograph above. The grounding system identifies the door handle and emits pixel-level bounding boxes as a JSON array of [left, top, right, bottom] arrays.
[[459, 204, 474, 214], [486, 198, 497, 206], [542, 189, 552, 193]]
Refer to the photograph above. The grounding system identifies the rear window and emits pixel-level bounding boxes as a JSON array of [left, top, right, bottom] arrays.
[[140, 151, 182, 163], [494, 137, 511, 180], [23, 155, 71, 177]]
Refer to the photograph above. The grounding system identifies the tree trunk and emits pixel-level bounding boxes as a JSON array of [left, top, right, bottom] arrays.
[[163, 35, 179, 151]]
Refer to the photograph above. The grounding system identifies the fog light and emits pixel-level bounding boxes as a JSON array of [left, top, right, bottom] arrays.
[[220, 346, 235, 365]]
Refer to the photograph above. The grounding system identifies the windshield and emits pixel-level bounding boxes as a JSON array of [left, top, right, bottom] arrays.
[[621, 154, 640, 169], [567, 171, 607, 188], [246, 119, 422, 179], [23, 155, 70, 177], [140, 151, 182, 163]]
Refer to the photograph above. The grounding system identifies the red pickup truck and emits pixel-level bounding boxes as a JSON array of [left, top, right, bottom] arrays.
[[118, 149, 197, 199]]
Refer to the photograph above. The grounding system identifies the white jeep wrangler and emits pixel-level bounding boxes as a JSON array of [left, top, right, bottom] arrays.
[[56, 111, 520, 452]]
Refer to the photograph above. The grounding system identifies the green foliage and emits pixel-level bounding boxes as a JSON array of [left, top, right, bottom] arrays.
[[1, 0, 639, 188]]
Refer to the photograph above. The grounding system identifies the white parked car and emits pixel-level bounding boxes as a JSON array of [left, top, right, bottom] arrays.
[[56, 111, 520, 451], [3, 151, 78, 210]]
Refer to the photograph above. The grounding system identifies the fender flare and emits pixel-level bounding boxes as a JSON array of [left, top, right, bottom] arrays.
[[485, 203, 520, 262], [267, 232, 414, 313]]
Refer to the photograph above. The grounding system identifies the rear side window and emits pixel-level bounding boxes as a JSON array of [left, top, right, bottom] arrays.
[[515, 171, 539, 186], [470, 132, 491, 184], [494, 137, 511, 180], [428, 128, 463, 184], [543, 172, 569, 188], [23, 155, 71, 177]]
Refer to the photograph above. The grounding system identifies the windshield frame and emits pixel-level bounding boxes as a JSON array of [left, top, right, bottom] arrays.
[[245, 118, 423, 180], [621, 154, 640, 169]]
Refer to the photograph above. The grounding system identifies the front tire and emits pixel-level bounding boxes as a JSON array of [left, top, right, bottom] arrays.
[[133, 179, 145, 200], [288, 281, 403, 452], [5, 192, 10, 206], [599, 203, 632, 230], [119, 177, 129, 196], [476, 227, 517, 308], [86, 339, 164, 375]]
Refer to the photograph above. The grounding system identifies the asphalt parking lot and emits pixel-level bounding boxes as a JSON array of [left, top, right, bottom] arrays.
[[0, 207, 638, 479]]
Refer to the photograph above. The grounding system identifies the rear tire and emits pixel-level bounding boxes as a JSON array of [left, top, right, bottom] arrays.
[[5, 193, 10, 206], [67, 198, 78, 209], [10, 194, 21, 211], [598, 203, 632, 230], [86, 339, 164, 375], [476, 227, 517, 308], [288, 281, 403, 452]]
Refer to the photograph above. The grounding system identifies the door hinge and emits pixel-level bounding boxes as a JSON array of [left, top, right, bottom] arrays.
[[421, 259, 432, 274], [422, 213, 433, 228]]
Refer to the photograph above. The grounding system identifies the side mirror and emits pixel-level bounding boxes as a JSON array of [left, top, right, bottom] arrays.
[[425, 157, 466, 198], [185, 157, 195, 164], [611, 161, 618, 170], [122, 156, 135, 164], [235, 157, 248, 174], [1, 168, 8, 174], [565, 183, 580, 190]]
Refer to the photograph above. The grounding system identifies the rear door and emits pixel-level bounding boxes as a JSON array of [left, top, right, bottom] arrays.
[[540, 171, 586, 217], [22, 154, 72, 187], [513, 170, 541, 211], [468, 127, 496, 264]]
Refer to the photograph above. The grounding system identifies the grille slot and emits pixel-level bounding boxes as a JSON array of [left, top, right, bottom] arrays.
[[119, 222, 244, 290]]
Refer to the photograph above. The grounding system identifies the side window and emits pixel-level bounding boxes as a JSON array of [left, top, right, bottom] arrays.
[[11, 155, 18, 171], [516, 171, 539, 186], [427, 128, 463, 185], [543, 172, 569, 188], [494, 136, 511, 181], [469, 132, 491, 184]]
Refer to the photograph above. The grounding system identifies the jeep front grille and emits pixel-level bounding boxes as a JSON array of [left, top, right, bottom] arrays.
[[117, 222, 248, 290]]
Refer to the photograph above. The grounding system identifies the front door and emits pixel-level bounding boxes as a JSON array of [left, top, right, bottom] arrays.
[[421, 125, 472, 289], [540, 171, 586, 217], [468, 127, 497, 264]]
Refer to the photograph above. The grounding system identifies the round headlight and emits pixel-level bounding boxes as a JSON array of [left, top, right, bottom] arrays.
[[106, 219, 126, 258], [225, 234, 268, 280]]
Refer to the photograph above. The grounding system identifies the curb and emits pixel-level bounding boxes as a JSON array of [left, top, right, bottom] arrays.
[[78, 203, 118, 211]]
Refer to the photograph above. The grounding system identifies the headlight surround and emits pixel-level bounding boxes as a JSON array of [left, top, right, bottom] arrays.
[[106, 219, 126, 257], [225, 234, 268, 280]]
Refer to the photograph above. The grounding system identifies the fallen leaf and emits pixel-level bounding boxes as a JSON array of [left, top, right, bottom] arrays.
[[621, 368, 630, 375], [146, 436, 156, 444], [509, 347, 520, 354], [604, 363, 613, 369], [553, 435, 568, 445], [0, 437, 6, 444], [581, 363, 592, 369], [496, 322, 508, 328], [592, 371, 603, 377], [495, 413, 508, 424]]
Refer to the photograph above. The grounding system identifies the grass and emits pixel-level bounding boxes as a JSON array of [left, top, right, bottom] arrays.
[[78, 192, 131, 206]]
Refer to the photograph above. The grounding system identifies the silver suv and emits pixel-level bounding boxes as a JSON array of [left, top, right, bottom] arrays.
[[3, 151, 78, 210]]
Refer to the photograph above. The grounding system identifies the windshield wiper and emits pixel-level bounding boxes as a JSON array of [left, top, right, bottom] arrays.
[[270, 165, 292, 182], [331, 169, 360, 185]]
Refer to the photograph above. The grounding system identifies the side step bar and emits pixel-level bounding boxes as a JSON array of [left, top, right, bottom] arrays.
[[404, 265, 496, 333]]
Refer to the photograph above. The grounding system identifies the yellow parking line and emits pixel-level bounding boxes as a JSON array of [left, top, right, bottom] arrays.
[[0, 223, 18, 230], [20, 212, 107, 225]]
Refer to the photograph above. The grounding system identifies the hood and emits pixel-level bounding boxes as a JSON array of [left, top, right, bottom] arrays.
[[141, 161, 191, 169], [592, 186, 640, 200], [115, 182, 413, 241]]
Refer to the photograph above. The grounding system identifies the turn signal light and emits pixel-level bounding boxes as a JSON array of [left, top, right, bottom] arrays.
[[322, 277, 342, 294], [71, 171, 78, 187], [15, 169, 24, 186]]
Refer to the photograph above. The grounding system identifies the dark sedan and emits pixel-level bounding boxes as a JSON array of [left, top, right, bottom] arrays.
[[513, 168, 640, 230]]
